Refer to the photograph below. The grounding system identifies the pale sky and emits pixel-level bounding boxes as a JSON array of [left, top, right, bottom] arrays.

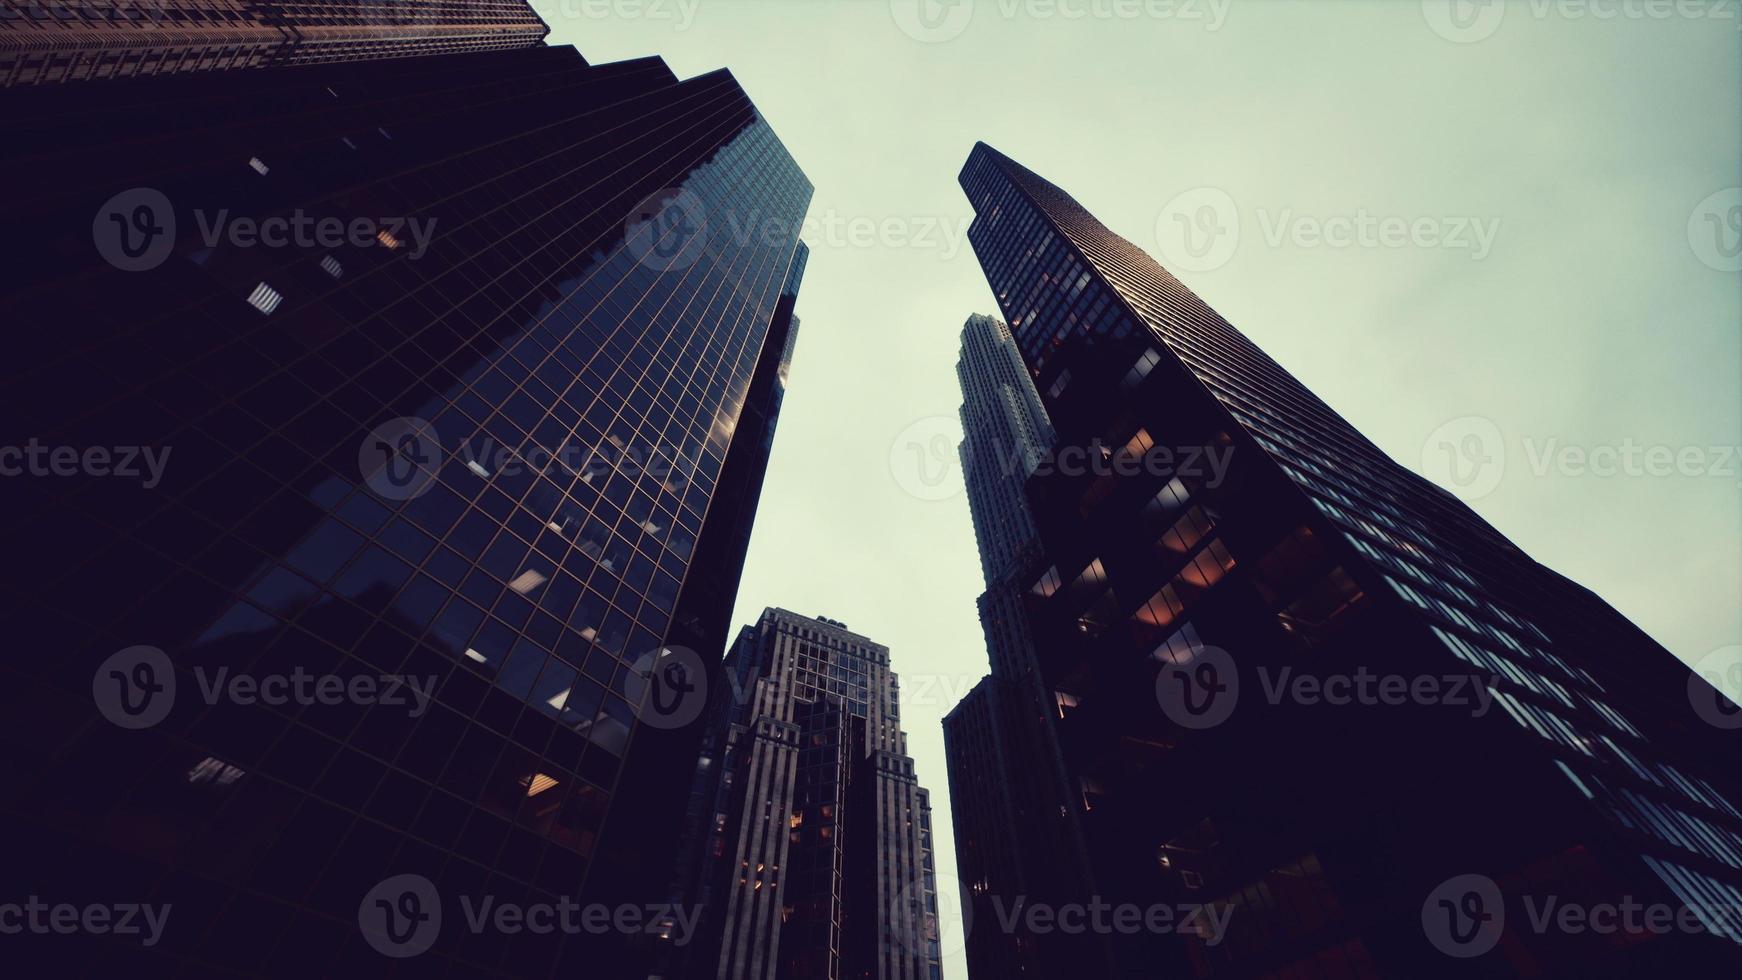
[[537, 2, 1741, 973]]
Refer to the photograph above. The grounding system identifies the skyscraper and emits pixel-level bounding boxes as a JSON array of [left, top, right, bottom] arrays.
[[672, 608, 943, 980], [950, 142, 1742, 977], [945, 312, 1112, 977], [956, 312, 1054, 587], [0, 0, 550, 86], [0, 42, 810, 974]]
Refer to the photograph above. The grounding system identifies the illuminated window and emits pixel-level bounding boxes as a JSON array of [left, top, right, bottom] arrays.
[[507, 568, 548, 595], [1122, 427, 1156, 457], [1178, 539, 1236, 589], [1135, 584, 1184, 628], [1157, 506, 1214, 555], [1031, 565, 1062, 597], [245, 281, 282, 314], [1124, 347, 1162, 388], [1152, 623, 1205, 666]]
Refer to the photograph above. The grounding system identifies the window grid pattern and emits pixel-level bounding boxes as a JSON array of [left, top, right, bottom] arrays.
[[0, 45, 810, 976]]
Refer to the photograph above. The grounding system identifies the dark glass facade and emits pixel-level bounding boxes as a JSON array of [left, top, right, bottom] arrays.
[[951, 142, 1742, 978], [0, 43, 810, 975], [0, 0, 551, 87], [669, 608, 943, 980]]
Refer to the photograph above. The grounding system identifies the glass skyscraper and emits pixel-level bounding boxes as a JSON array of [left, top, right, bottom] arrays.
[[0, 0, 552, 86], [0, 41, 810, 975], [669, 608, 943, 980], [947, 142, 1742, 977]]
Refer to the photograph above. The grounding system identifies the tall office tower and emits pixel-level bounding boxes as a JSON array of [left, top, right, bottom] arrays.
[[953, 142, 1742, 978], [0, 44, 811, 975], [945, 312, 1112, 977], [957, 312, 1055, 586], [0, 0, 550, 86], [673, 608, 943, 980]]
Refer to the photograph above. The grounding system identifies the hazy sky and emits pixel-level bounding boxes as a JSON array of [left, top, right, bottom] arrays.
[[538, 2, 1739, 971]]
